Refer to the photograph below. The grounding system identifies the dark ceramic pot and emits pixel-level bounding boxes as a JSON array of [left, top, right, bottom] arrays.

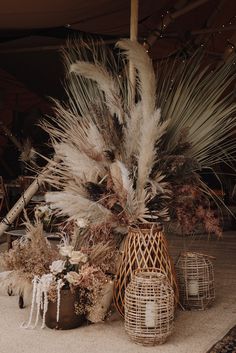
[[45, 288, 84, 330]]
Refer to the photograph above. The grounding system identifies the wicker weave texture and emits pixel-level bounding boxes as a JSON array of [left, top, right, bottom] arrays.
[[114, 224, 179, 317], [176, 252, 215, 310], [125, 271, 175, 346]]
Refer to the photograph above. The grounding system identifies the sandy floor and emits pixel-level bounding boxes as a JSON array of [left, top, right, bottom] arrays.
[[0, 231, 235, 353]]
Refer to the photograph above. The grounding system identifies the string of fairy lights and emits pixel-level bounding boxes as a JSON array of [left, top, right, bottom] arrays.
[[142, 11, 236, 60]]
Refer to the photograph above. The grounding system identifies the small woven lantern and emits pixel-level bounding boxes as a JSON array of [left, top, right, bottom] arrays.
[[176, 252, 215, 310], [125, 270, 175, 346]]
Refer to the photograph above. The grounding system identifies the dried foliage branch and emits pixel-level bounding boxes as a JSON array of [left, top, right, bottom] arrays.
[[0, 216, 59, 281]]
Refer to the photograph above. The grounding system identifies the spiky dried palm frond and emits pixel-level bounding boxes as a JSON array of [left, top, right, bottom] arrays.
[[157, 52, 236, 169]]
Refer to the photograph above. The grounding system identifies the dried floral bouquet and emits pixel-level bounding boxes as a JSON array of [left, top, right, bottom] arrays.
[[41, 39, 236, 237], [22, 234, 116, 329], [0, 215, 117, 328]]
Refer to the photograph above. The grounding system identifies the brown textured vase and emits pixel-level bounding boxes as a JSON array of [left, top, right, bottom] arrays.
[[45, 288, 84, 330], [113, 223, 179, 317]]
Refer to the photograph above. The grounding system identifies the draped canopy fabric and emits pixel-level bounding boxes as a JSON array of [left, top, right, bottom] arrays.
[[0, 0, 235, 100], [0, 0, 162, 34]]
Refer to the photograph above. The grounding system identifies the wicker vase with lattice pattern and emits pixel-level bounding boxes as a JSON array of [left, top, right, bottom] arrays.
[[113, 224, 179, 316]]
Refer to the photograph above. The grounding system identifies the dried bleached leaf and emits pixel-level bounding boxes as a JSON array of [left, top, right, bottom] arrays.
[[46, 191, 113, 225]]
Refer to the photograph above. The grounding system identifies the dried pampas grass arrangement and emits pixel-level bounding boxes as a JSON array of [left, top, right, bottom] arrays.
[[40, 38, 236, 235]]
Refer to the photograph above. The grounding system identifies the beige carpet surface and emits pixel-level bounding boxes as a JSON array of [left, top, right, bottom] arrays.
[[0, 231, 235, 353]]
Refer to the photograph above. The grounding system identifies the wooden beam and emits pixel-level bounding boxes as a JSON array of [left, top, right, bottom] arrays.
[[145, 0, 211, 49], [191, 25, 236, 36], [195, 0, 228, 45]]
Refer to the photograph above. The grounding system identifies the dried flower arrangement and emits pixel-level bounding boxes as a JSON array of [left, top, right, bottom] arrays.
[[34, 40, 236, 319], [0, 38, 234, 334], [40, 39, 236, 237], [23, 236, 114, 329], [0, 213, 117, 328]]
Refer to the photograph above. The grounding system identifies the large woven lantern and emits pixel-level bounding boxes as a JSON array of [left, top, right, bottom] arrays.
[[114, 224, 179, 316], [125, 270, 175, 346], [176, 252, 215, 310]]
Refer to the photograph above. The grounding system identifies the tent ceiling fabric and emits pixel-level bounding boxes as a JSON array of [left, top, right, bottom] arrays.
[[0, 0, 162, 35], [0, 0, 236, 100]]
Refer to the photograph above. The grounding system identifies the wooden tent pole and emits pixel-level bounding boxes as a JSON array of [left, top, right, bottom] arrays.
[[130, 0, 139, 42], [129, 0, 139, 102]]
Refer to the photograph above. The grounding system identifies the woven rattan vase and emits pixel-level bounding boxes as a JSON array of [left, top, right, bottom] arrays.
[[125, 270, 174, 346], [176, 252, 215, 310], [114, 224, 179, 317]]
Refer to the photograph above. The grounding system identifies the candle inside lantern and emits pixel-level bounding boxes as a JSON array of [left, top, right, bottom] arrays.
[[145, 301, 157, 327], [188, 279, 199, 296]]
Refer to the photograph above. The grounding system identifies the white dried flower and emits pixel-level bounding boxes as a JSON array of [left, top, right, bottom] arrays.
[[59, 245, 73, 257], [34, 204, 52, 221], [75, 218, 88, 228], [69, 251, 88, 265], [49, 260, 65, 275], [64, 271, 81, 286]]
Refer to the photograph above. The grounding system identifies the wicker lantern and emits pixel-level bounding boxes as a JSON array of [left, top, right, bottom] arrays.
[[114, 224, 179, 316], [125, 270, 175, 346], [176, 252, 215, 310]]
